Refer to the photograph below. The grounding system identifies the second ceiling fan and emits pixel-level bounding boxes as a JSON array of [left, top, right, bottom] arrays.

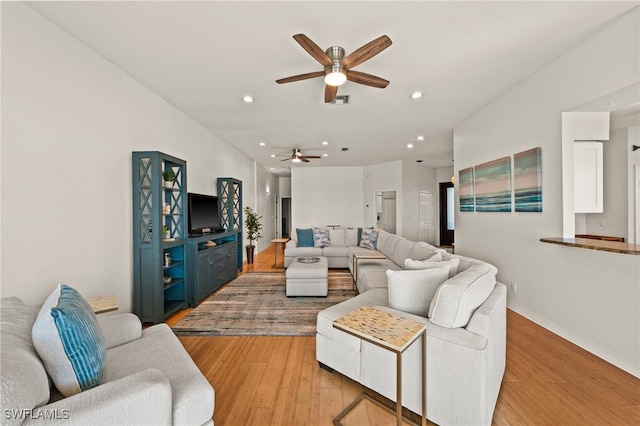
[[276, 34, 392, 103], [280, 149, 321, 163]]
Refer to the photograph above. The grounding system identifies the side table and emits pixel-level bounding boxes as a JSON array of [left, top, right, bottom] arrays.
[[87, 294, 118, 314], [333, 306, 427, 426], [271, 238, 290, 267], [352, 253, 386, 292]]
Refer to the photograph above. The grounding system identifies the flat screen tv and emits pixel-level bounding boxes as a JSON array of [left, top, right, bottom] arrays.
[[188, 193, 223, 235]]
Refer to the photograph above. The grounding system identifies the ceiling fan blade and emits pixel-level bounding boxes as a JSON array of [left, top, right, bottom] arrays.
[[276, 71, 324, 84], [293, 34, 333, 67], [302, 156, 321, 159], [324, 84, 338, 103], [301, 157, 310, 163], [346, 70, 389, 88], [342, 35, 392, 70]]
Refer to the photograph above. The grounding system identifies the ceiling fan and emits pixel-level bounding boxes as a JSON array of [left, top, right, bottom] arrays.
[[279, 149, 321, 163], [276, 34, 392, 103]]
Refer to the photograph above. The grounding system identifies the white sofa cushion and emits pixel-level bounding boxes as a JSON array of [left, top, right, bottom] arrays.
[[386, 268, 450, 317], [345, 228, 359, 246], [404, 257, 460, 278], [428, 264, 497, 328], [329, 229, 346, 246], [32, 284, 107, 397]]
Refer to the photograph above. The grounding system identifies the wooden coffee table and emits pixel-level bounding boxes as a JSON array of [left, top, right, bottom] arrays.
[[333, 306, 427, 426]]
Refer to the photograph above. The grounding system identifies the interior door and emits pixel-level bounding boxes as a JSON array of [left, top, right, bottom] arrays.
[[419, 191, 435, 244], [439, 183, 454, 246]]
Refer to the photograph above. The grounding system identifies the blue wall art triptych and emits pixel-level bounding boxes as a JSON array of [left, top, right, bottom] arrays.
[[459, 147, 542, 213]]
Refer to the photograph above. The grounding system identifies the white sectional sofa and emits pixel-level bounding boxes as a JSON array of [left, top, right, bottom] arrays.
[[304, 228, 506, 425]]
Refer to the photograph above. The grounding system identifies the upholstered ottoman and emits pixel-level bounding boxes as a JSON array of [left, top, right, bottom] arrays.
[[286, 256, 329, 296]]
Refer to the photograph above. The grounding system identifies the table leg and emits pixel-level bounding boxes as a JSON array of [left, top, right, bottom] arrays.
[[422, 330, 427, 426], [397, 351, 403, 426]]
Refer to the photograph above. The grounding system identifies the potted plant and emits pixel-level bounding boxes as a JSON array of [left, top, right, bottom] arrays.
[[162, 170, 176, 188], [243, 206, 263, 264]]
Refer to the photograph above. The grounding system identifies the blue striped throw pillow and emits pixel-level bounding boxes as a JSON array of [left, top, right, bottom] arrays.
[[32, 284, 106, 397]]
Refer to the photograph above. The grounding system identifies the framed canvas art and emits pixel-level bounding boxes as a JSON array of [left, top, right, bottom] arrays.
[[474, 157, 512, 212], [514, 147, 542, 212], [459, 167, 475, 212]]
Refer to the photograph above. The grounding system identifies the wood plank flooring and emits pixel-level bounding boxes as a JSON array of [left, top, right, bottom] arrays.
[[168, 244, 640, 425]]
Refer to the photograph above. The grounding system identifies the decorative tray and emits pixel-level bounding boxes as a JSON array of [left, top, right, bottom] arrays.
[[298, 257, 320, 263]]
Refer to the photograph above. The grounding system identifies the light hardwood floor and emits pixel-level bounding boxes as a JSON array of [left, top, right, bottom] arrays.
[[168, 244, 640, 425]]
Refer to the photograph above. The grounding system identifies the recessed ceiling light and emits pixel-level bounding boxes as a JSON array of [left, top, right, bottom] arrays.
[[417, 135, 425, 141], [270, 154, 276, 158], [259, 142, 266, 146], [323, 153, 328, 157], [410, 91, 423, 99], [322, 141, 329, 145], [407, 143, 414, 149], [242, 95, 255, 103]]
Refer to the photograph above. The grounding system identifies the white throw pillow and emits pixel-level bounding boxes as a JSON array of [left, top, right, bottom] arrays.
[[32, 284, 106, 397], [386, 268, 450, 317], [404, 257, 460, 278]]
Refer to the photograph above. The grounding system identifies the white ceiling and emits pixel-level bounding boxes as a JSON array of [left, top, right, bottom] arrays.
[[27, 1, 637, 176]]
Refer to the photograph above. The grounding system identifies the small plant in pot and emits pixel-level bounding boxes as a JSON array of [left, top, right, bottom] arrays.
[[162, 170, 176, 188], [243, 206, 263, 264]]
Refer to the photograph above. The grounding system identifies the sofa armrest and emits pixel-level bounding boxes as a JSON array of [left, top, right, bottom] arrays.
[[285, 239, 298, 249], [466, 282, 507, 339], [23, 369, 172, 426], [97, 313, 142, 349]]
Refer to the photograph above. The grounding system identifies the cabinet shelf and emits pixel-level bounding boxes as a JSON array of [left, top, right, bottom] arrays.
[[133, 151, 188, 324]]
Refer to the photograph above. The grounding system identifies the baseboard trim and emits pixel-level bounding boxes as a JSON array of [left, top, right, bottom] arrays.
[[507, 303, 640, 379]]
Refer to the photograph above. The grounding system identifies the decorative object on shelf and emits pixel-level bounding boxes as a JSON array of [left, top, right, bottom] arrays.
[[163, 203, 171, 214], [298, 256, 320, 264], [163, 253, 172, 268], [162, 225, 169, 239], [243, 206, 263, 264], [204, 241, 216, 248], [162, 170, 176, 188], [163, 276, 172, 285]]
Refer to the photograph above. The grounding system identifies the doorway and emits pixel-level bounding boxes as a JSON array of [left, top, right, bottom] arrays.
[[439, 182, 455, 246], [281, 197, 291, 238]]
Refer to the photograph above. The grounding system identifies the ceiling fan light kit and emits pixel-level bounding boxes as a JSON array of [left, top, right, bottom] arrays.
[[277, 34, 392, 103]]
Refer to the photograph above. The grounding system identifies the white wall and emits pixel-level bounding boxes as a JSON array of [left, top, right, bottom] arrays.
[[253, 164, 279, 253], [291, 167, 363, 230], [1, 3, 261, 311], [454, 7, 640, 376]]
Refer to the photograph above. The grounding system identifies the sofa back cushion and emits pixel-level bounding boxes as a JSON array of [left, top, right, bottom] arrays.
[[1, 297, 51, 423], [388, 239, 415, 268], [375, 230, 393, 255], [409, 242, 445, 261], [442, 252, 497, 275], [344, 228, 359, 246], [329, 229, 346, 246], [428, 264, 497, 328], [32, 285, 107, 397], [387, 268, 450, 317]]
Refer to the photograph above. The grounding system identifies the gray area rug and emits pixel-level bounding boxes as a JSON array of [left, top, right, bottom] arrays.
[[171, 270, 356, 336]]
